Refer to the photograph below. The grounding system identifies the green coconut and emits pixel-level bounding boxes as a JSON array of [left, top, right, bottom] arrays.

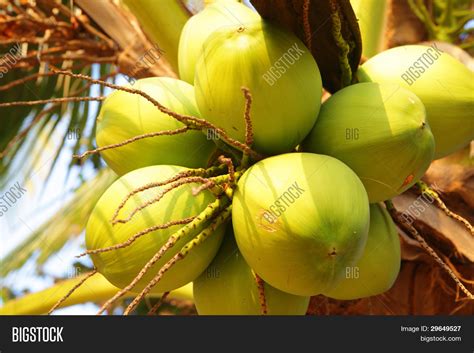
[[232, 153, 370, 296], [323, 203, 401, 300], [96, 77, 216, 176], [86, 165, 225, 293], [193, 229, 310, 315], [178, 1, 259, 83], [301, 82, 435, 203], [194, 20, 322, 155], [357, 45, 474, 159]]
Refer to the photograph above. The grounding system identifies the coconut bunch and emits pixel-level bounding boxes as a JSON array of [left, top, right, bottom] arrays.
[[74, 1, 473, 315]]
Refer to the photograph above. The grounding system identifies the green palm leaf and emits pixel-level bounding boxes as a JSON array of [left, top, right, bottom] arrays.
[[0, 168, 117, 277], [0, 272, 193, 315]]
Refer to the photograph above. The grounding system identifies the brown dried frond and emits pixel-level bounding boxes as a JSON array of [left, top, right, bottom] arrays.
[[386, 201, 474, 300]]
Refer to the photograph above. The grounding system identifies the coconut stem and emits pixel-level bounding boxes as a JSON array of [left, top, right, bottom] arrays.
[[52, 70, 263, 161], [192, 174, 231, 196], [0, 96, 105, 108], [74, 127, 193, 160], [110, 166, 226, 224], [123, 206, 233, 315], [77, 217, 195, 257], [112, 176, 227, 225], [48, 269, 98, 315], [147, 291, 170, 315], [385, 200, 474, 300], [192, 180, 217, 196], [254, 273, 268, 315], [241, 87, 254, 148], [416, 181, 474, 236], [407, 0, 437, 38], [214, 138, 243, 163], [218, 155, 235, 184], [240, 87, 255, 168], [96, 198, 230, 315]]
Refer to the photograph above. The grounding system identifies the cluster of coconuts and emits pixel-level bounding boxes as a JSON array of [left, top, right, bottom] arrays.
[[85, 1, 474, 315]]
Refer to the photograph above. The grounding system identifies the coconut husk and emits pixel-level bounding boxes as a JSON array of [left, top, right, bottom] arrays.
[[251, 0, 362, 93]]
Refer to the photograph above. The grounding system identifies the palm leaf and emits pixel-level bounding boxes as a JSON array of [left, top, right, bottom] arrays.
[[0, 168, 117, 277], [0, 0, 121, 181], [0, 64, 117, 182], [0, 272, 193, 315]]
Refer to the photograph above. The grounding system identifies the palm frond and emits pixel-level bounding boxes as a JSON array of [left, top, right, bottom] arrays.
[[0, 0, 181, 183], [0, 168, 117, 277], [0, 0, 124, 181], [0, 64, 119, 182], [0, 271, 193, 315]]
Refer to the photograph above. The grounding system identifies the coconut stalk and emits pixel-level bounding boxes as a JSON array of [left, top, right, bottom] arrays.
[[0, 273, 193, 315], [350, 0, 388, 58], [406, 0, 474, 46], [121, 0, 192, 73]]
